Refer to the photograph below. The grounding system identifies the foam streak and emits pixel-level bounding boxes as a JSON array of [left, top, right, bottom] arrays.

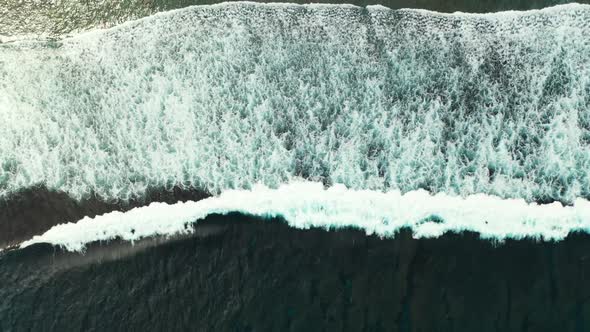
[[19, 181, 590, 252]]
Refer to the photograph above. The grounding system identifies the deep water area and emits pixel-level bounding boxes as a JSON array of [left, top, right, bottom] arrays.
[[2, 213, 590, 331]]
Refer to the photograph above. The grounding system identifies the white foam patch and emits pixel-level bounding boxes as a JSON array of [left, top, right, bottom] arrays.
[[2, 2, 590, 204], [392, 2, 587, 17], [3, 2, 585, 42], [20, 181, 590, 252]]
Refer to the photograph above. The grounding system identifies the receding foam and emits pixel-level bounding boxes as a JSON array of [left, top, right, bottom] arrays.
[[19, 181, 590, 252], [1, 2, 590, 205]]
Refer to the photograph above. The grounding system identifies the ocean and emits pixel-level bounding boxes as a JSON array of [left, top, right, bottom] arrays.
[[1, 1, 590, 330]]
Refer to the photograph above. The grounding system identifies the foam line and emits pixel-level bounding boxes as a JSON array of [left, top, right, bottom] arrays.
[[19, 181, 590, 252]]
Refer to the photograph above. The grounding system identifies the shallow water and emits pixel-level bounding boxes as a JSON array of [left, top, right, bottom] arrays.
[[2, 3, 590, 206]]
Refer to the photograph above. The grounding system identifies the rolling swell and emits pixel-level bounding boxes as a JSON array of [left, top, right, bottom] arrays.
[[2, 213, 590, 331], [1, 3, 590, 207]]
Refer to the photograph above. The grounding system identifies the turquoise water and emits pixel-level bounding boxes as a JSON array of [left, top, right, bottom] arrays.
[[1, 3, 589, 204], [2, 4, 590, 330]]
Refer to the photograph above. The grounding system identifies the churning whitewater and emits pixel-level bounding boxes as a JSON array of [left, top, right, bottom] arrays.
[[1, 3, 590, 211], [20, 181, 590, 252]]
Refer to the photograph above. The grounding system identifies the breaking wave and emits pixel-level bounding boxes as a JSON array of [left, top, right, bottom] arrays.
[[1, 2, 590, 204], [20, 181, 590, 252]]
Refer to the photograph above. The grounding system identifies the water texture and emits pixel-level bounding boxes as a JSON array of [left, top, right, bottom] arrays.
[[3, 214, 590, 331], [20, 182, 590, 252], [1, 0, 586, 38], [2, 4, 590, 204]]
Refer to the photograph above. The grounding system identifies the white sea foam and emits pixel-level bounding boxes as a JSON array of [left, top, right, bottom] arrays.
[[2, 2, 586, 42], [1, 2, 590, 204], [19, 181, 590, 252]]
